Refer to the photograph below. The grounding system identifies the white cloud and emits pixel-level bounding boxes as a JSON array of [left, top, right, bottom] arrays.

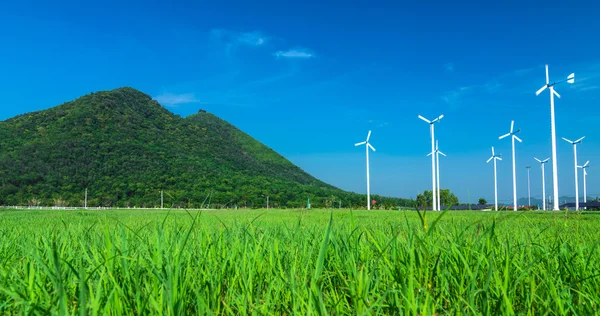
[[274, 48, 314, 59], [445, 63, 454, 72], [154, 93, 200, 107], [210, 29, 267, 47]]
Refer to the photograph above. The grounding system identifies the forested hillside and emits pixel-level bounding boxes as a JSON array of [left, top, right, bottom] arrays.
[[0, 88, 412, 208]]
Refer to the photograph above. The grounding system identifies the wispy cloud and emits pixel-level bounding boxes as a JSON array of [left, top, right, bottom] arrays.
[[210, 29, 268, 47], [579, 85, 598, 91], [445, 63, 454, 72], [154, 93, 202, 107], [274, 48, 315, 59]]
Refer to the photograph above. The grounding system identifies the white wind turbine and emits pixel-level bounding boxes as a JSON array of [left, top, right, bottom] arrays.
[[499, 120, 522, 211], [536, 64, 575, 211], [418, 114, 444, 211], [486, 146, 502, 211], [355, 130, 376, 210], [534, 157, 550, 210], [563, 136, 585, 210], [526, 166, 532, 207], [578, 161, 590, 210], [427, 140, 446, 211]]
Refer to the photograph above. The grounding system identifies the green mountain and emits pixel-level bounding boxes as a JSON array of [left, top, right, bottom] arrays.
[[0, 88, 411, 208]]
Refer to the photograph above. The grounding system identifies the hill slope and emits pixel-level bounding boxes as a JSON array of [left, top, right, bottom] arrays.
[[0, 88, 411, 208]]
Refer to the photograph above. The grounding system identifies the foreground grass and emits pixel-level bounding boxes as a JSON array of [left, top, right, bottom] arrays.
[[0, 208, 599, 314]]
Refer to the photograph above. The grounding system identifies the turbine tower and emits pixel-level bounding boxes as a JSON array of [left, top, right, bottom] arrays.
[[536, 65, 575, 210], [355, 131, 376, 210], [534, 157, 550, 210], [562, 136, 585, 210], [578, 161, 590, 210], [427, 140, 446, 211], [486, 146, 502, 211], [418, 114, 443, 211], [499, 120, 522, 211], [526, 166, 531, 207], [563, 136, 585, 211]]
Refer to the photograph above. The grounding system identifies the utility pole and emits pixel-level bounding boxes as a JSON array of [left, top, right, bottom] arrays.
[[267, 195, 269, 209], [85, 188, 88, 209], [161, 190, 164, 209]]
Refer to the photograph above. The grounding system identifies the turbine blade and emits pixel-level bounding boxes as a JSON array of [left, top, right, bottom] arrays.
[[545, 64, 549, 84], [542, 158, 550, 163], [584, 160, 590, 167], [491, 146, 495, 156], [567, 73, 575, 84], [575, 136, 585, 143], [366, 130, 372, 141], [368, 143, 376, 152], [355, 141, 366, 146], [497, 157, 502, 161], [487, 156, 493, 163], [438, 114, 444, 121], [552, 88, 561, 99], [439, 151, 447, 157], [514, 135, 523, 143], [499, 133, 511, 140], [562, 137, 573, 144], [427, 152, 433, 157], [510, 120, 514, 133], [436, 140, 439, 150], [534, 157, 542, 163], [418, 115, 431, 124], [536, 85, 547, 96]]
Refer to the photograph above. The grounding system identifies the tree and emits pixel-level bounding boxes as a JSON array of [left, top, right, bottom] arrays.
[[416, 189, 459, 209], [478, 198, 487, 205]]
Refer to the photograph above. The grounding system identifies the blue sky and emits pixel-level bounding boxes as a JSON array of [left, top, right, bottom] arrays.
[[1, 0, 600, 204]]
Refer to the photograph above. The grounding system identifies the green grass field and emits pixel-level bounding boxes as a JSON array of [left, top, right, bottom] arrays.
[[1, 208, 599, 314]]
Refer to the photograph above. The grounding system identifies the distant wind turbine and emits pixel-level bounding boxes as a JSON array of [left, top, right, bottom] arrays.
[[418, 114, 443, 211], [486, 146, 502, 211], [526, 166, 531, 207], [427, 140, 446, 211], [578, 161, 590, 210], [499, 120, 522, 211], [536, 64, 575, 211], [355, 130, 376, 210], [534, 157, 550, 210], [563, 136, 585, 210]]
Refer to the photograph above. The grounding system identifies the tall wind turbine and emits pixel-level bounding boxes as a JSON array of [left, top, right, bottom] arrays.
[[499, 120, 522, 211], [578, 161, 590, 210], [428, 140, 446, 211], [526, 166, 532, 207], [486, 146, 502, 211], [418, 114, 444, 211], [536, 65, 575, 210], [563, 136, 584, 210], [534, 157, 550, 210], [355, 131, 376, 210]]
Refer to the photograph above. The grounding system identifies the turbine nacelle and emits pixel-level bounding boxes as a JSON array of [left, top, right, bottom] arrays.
[[498, 120, 522, 142], [418, 114, 444, 125], [486, 146, 502, 163], [535, 64, 575, 96], [355, 130, 376, 151], [534, 157, 550, 164], [562, 136, 585, 145]]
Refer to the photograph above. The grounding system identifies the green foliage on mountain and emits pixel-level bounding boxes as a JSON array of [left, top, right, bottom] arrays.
[[0, 88, 412, 209]]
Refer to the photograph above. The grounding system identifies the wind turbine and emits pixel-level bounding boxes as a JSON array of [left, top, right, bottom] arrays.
[[499, 120, 522, 211], [536, 64, 575, 210], [486, 146, 502, 211], [418, 114, 444, 211], [355, 130, 376, 210], [578, 161, 590, 210], [534, 157, 550, 210], [526, 166, 531, 207], [428, 140, 446, 211], [562, 136, 585, 210]]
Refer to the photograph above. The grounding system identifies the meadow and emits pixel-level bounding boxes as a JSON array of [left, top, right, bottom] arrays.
[[0, 208, 599, 315]]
